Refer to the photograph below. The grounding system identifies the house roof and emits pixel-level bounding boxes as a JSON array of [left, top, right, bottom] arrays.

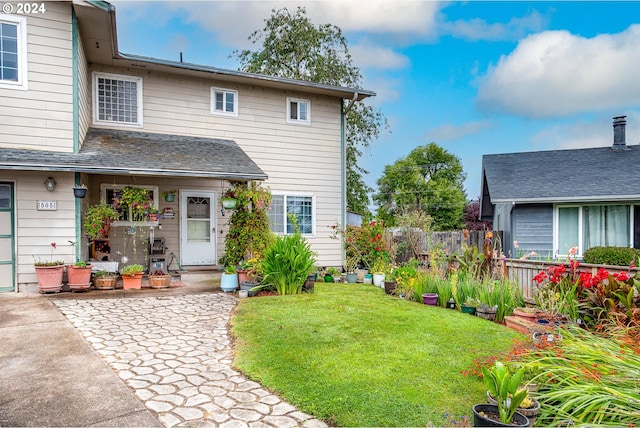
[[73, 1, 375, 102], [0, 128, 268, 180], [481, 145, 640, 205]]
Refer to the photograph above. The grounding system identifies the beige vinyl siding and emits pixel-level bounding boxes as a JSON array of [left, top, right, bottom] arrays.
[[89, 65, 344, 266], [0, 2, 73, 153], [77, 30, 90, 145], [0, 171, 77, 287]]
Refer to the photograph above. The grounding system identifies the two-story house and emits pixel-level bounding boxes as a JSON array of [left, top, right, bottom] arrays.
[[0, 1, 374, 292]]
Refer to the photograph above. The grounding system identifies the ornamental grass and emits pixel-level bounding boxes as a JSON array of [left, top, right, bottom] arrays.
[[520, 324, 640, 427]]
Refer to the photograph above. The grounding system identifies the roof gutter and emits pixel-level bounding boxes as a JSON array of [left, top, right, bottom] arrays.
[[491, 194, 640, 204]]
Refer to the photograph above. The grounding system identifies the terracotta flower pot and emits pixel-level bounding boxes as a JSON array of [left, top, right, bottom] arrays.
[[66, 265, 92, 286], [35, 265, 64, 293], [122, 273, 143, 289]]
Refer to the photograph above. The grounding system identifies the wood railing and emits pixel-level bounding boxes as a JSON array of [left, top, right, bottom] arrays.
[[504, 258, 637, 301]]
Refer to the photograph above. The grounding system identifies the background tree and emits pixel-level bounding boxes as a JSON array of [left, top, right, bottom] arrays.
[[232, 7, 386, 216], [464, 197, 492, 230], [374, 143, 466, 230]]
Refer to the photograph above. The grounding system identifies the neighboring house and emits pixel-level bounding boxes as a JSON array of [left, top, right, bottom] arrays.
[[480, 116, 639, 260], [0, 1, 374, 292]]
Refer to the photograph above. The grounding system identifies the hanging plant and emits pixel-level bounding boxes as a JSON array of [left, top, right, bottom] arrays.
[[112, 186, 155, 221], [222, 182, 274, 267], [84, 202, 119, 240]]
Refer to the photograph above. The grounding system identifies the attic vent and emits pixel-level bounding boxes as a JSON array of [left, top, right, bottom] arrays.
[[612, 115, 627, 150]]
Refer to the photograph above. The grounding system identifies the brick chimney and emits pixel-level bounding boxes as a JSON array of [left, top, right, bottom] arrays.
[[612, 115, 627, 150]]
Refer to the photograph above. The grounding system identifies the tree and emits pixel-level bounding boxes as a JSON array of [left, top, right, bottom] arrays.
[[374, 143, 466, 230], [464, 197, 492, 230], [232, 7, 386, 216]]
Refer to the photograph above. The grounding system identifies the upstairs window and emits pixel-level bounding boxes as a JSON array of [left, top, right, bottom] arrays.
[[269, 194, 314, 235], [211, 87, 238, 116], [0, 15, 27, 90], [286, 97, 310, 125], [93, 72, 143, 126]]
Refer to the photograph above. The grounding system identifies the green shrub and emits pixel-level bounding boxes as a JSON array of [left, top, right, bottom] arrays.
[[260, 232, 316, 295], [582, 246, 640, 266]]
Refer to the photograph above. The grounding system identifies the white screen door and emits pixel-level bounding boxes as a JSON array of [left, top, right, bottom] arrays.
[[180, 191, 216, 265]]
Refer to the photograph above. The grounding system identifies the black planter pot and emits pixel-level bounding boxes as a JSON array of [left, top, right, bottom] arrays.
[[472, 404, 529, 427], [73, 187, 87, 198], [240, 280, 259, 297]]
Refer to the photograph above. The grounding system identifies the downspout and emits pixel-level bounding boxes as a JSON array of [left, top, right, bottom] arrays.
[[72, 7, 81, 262], [340, 92, 358, 267]]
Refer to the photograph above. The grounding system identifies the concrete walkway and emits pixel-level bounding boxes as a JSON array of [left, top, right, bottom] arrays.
[[0, 280, 328, 427]]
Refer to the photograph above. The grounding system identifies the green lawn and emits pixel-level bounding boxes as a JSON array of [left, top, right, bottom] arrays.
[[231, 282, 522, 427]]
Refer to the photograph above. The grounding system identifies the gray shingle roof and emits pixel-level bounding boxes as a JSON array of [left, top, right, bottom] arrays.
[[482, 145, 640, 203], [0, 128, 267, 180]]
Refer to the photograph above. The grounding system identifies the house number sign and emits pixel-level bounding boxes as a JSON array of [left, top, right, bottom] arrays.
[[37, 201, 57, 211]]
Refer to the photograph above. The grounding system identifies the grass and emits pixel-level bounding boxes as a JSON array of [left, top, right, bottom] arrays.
[[231, 282, 522, 427]]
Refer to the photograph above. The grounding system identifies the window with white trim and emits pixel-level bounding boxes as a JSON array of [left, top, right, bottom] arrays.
[[100, 184, 158, 224], [93, 72, 143, 126], [211, 87, 238, 116], [556, 204, 632, 257], [269, 194, 314, 235], [286, 97, 310, 124], [0, 14, 27, 90]]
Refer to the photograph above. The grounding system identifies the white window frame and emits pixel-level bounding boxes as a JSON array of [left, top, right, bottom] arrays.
[[286, 97, 310, 125], [269, 192, 316, 236], [0, 14, 28, 91], [554, 203, 634, 258], [92, 72, 143, 127], [100, 184, 158, 226], [210, 87, 238, 117]]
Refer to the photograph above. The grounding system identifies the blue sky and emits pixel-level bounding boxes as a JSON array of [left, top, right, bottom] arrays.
[[111, 1, 640, 201]]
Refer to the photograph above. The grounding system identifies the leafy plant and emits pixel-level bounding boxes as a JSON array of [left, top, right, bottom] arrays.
[[33, 242, 64, 266], [482, 361, 528, 425], [224, 265, 237, 274], [223, 182, 273, 267], [326, 267, 341, 276], [112, 186, 155, 222], [260, 231, 316, 295], [74, 261, 88, 267], [521, 324, 640, 426], [94, 269, 116, 278], [84, 202, 119, 240], [120, 264, 144, 276]]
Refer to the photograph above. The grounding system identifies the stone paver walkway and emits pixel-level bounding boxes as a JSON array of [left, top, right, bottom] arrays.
[[52, 294, 328, 428]]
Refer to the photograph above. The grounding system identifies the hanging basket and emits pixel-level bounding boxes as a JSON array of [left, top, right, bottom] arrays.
[[221, 198, 237, 209], [73, 187, 87, 198]]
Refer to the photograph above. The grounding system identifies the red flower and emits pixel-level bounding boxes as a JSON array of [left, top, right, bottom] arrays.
[[51, 242, 57, 249]]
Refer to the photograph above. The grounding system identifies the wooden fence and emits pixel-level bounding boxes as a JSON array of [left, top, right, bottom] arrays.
[[504, 258, 637, 301], [427, 230, 502, 254]]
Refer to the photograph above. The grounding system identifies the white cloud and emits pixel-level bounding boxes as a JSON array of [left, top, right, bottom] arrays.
[[426, 120, 492, 142], [531, 112, 640, 151], [442, 11, 546, 41], [477, 25, 640, 118], [350, 42, 409, 70]]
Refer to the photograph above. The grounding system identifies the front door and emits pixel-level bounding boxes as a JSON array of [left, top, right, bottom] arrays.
[[180, 191, 217, 266], [0, 183, 14, 292]]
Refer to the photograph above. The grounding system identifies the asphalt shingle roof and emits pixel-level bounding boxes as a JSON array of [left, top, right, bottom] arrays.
[[482, 144, 640, 203], [0, 128, 267, 180]]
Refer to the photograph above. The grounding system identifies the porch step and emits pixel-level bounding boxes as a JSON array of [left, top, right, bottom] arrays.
[[177, 270, 221, 284]]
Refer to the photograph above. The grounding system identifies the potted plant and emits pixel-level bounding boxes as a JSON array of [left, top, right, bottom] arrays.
[[33, 242, 65, 293], [345, 255, 359, 283], [84, 202, 119, 240], [66, 260, 92, 291], [120, 264, 144, 289], [112, 186, 155, 222], [323, 267, 339, 283], [461, 297, 480, 315], [148, 270, 172, 289], [220, 265, 238, 292], [221, 189, 237, 209], [93, 270, 118, 290], [72, 183, 88, 199], [371, 260, 386, 287], [473, 360, 529, 427], [422, 292, 438, 305], [487, 390, 541, 427], [161, 189, 176, 202], [476, 303, 498, 321]]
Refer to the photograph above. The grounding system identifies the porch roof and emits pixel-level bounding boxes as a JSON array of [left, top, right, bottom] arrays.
[[0, 128, 268, 180]]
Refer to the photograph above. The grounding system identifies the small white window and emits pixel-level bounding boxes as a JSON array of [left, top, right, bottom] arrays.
[[0, 14, 28, 90], [268, 194, 314, 235], [286, 97, 310, 125], [92, 72, 143, 127], [211, 87, 238, 116]]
